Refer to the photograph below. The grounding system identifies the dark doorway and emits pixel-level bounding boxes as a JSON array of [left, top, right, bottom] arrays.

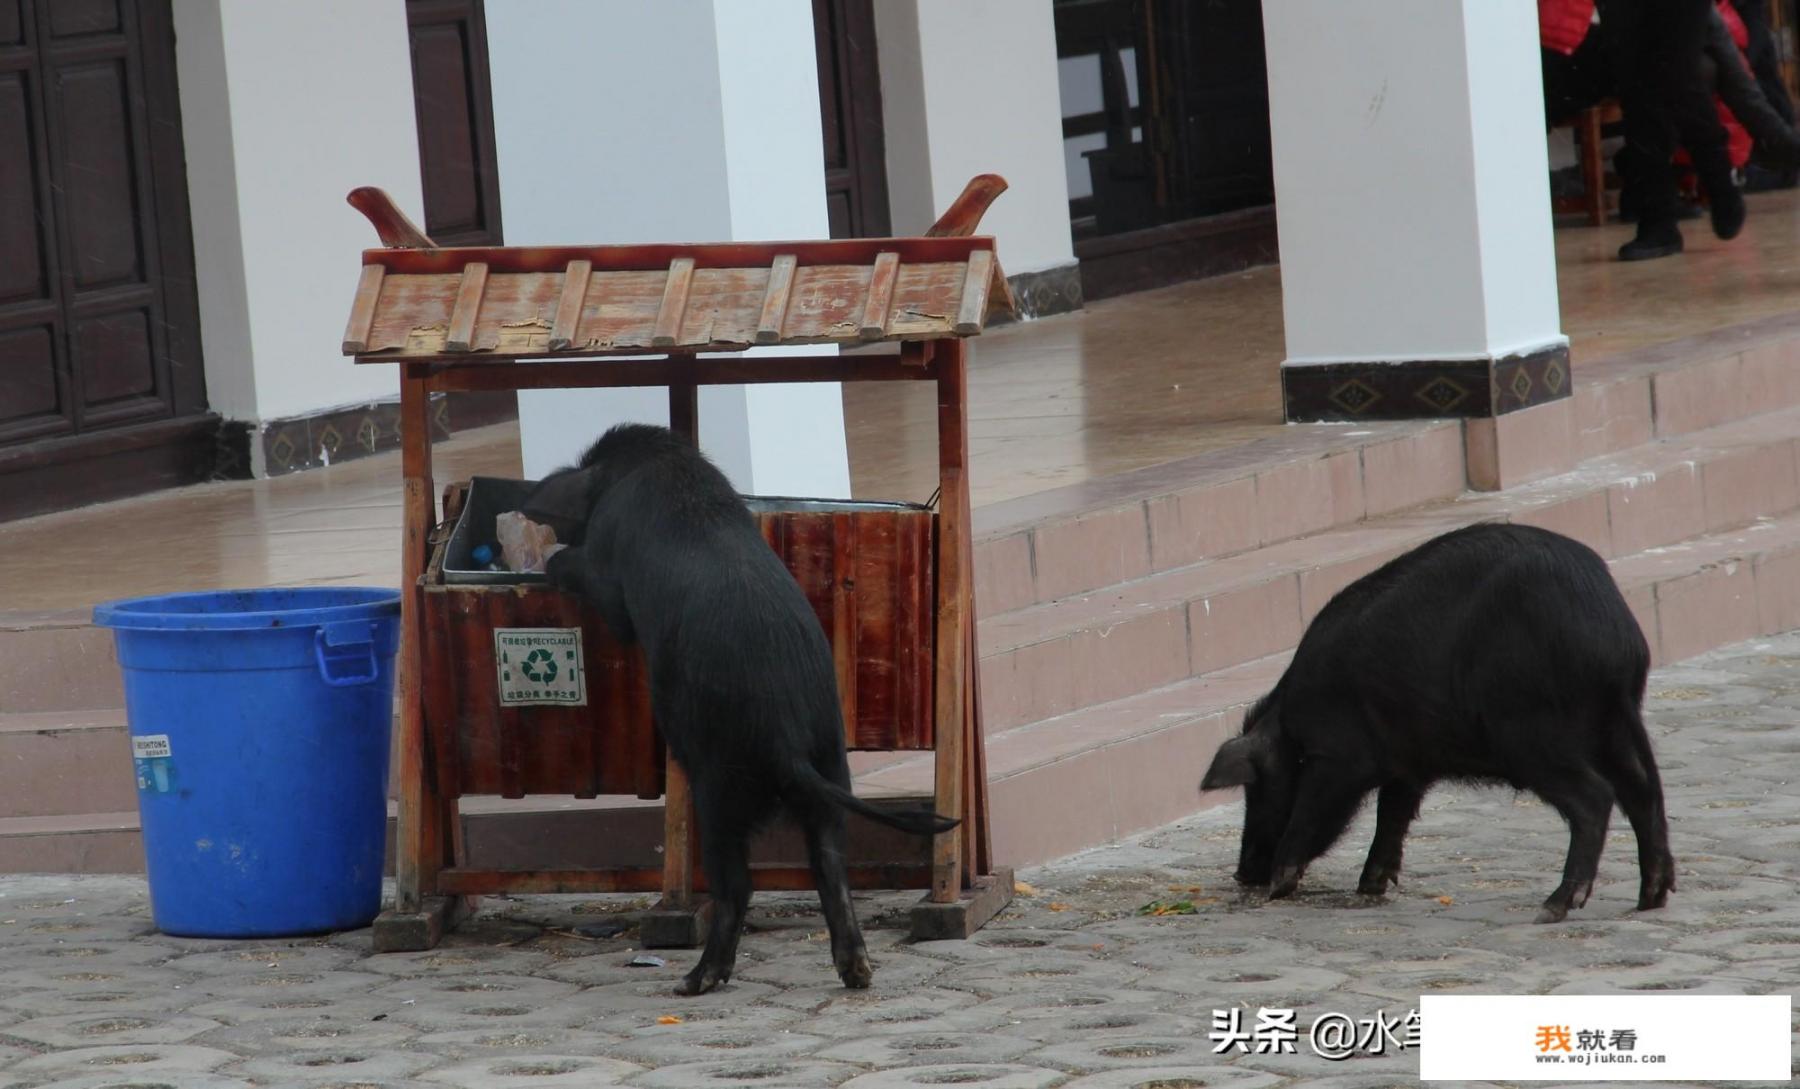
[[0, 0, 212, 521], [1055, 0, 1278, 299], [813, 0, 891, 238]]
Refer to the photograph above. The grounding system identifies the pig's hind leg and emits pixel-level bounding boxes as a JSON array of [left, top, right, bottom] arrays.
[[1601, 708, 1676, 911], [1529, 763, 1615, 923]]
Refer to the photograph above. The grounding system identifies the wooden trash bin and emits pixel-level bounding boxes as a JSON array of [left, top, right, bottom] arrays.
[[342, 176, 1016, 950]]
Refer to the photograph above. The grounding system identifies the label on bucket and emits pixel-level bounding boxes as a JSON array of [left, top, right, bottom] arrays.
[[495, 628, 587, 706], [132, 734, 174, 793], [132, 734, 172, 760]]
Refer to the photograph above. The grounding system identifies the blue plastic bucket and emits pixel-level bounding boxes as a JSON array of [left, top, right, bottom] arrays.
[[92, 588, 401, 937]]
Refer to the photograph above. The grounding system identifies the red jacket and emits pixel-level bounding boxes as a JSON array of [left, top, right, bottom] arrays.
[[1714, 0, 1754, 167], [1539, 0, 1596, 56], [1677, 1, 1755, 169]]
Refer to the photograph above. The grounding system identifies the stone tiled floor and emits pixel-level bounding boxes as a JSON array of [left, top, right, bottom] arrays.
[[9, 189, 1800, 611], [1, 633, 1795, 1087]]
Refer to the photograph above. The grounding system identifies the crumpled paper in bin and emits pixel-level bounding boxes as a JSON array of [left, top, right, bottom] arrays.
[[496, 511, 566, 574]]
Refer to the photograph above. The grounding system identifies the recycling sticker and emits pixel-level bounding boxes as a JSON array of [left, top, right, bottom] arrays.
[[494, 628, 586, 706]]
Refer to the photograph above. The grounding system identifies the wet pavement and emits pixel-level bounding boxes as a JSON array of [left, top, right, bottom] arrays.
[[1, 634, 1796, 1088]]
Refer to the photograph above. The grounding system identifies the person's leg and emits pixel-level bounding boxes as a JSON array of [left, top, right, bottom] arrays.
[[1733, 0, 1796, 125], [1657, 0, 1744, 238], [1602, 0, 1688, 256], [1543, 47, 1588, 128], [1705, 7, 1800, 167]]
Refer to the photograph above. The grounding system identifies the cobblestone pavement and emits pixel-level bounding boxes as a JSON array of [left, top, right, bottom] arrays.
[[2, 635, 1798, 1088]]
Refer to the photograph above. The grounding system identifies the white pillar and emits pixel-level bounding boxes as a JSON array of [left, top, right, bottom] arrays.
[[875, 0, 1076, 277], [171, 0, 422, 435], [486, 0, 850, 496], [1263, 0, 1568, 421]]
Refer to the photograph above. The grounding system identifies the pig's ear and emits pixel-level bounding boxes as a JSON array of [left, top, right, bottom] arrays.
[[1200, 733, 1267, 790], [520, 466, 595, 532]]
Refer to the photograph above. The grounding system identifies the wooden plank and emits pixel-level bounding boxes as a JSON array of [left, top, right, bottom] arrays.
[[859, 251, 900, 339], [910, 866, 1015, 941], [548, 259, 591, 350], [955, 250, 993, 336], [437, 864, 934, 896], [445, 262, 489, 352], [352, 261, 992, 359], [651, 258, 696, 347], [362, 236, 997, 276], [341, 265, 385, 353], [372, 896, 471, 953], [422, 354, 935, 392], [754, 254, 798, 344]]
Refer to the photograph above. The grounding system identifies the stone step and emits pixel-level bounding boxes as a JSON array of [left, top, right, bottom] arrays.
[[973, 311, 1800, 617], [15, 500, 1800, 875], [974, 400, 1800, 732], [0, 610, 121, 716], [0, 709, 133, 819]]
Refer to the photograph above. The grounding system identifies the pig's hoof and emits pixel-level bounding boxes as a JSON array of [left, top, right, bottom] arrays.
[[1534, 902, 1569, 924], [1357, 870, 1398, 897], [676, 966, 726, 996], [1638, 855, 1676, 910], [838, 952, 873, 989], [1268, 870, 1301, 900]]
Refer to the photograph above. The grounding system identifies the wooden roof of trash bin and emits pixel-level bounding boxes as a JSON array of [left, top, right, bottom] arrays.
[[342, 175, 1017, 363]]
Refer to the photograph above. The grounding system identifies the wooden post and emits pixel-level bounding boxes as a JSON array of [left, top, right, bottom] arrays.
[[1579, 107, 1607, 228], [641, 377, 711, 948], [910, 337, 1014, 941], [373, 365, 466, 951], [928, 338, 969, 904]]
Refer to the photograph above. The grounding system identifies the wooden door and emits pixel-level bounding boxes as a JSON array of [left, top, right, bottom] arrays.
[[0, 0, 209, 520], [1158, 0, 1273, 215], [405, 0, 513, 428], [813, 0, 890, 239], [405, 0, 502, 247]]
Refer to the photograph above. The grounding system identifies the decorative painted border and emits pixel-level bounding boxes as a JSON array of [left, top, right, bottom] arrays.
[[1281, 344, 1571, 422], [259, 395, 454, 476], [996, 263, 1084, 323]]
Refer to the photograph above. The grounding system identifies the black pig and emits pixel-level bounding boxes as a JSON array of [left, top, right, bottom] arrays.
[[1199, 523, 1674, 923], [519, 423, 955, 995]]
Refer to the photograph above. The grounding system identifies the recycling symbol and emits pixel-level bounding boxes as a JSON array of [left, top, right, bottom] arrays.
[[519, 648, 559, 683]]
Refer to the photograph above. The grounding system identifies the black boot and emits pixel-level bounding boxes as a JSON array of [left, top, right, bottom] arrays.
[[1706, 173, 1747, 239], [1619, 219, 1684, 261]]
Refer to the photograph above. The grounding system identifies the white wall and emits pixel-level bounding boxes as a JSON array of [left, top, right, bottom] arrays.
[[488, 0, 850, 496], [1264, 0, 1563, 364], [1462, 0, 1566, 357], [171, 0, 424, 426], [875, 0, 1075, 275]]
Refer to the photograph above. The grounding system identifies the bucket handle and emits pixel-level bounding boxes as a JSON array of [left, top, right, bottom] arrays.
[[315, 622, 380, 687]]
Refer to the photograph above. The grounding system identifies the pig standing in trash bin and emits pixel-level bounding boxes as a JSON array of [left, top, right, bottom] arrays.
[[1200, 523, 1675, 923]]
